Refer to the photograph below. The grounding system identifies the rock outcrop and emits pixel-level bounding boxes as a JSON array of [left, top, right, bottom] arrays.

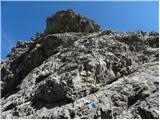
[[45, 9, 100, 34], [1, 10, 159, 119]]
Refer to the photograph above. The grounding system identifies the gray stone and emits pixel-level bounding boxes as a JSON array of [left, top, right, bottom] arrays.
[[1, 10, 159, 119], [45, 9, 100, 34]]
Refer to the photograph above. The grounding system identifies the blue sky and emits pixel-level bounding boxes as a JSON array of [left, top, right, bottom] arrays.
[[1, 1, 159, 59]]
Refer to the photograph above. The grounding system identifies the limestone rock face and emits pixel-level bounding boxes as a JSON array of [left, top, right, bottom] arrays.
[[1, 10, 159, 119], [45, 9, 100, 34]]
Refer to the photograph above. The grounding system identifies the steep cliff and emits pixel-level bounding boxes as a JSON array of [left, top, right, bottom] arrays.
[[1, 10, 159, 119]]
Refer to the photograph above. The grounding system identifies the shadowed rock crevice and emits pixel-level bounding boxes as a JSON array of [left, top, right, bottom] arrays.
[[31, 97, 73, 110]]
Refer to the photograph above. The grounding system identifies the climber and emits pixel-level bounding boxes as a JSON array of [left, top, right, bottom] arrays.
[[78, 64, 84, 74]]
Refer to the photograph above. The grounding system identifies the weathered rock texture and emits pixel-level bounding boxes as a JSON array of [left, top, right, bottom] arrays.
[[1, 10, 159, 119], [45, 9, 100, 34]]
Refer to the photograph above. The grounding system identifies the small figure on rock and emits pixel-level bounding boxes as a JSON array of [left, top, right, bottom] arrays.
[[78, 64, 84, 73]]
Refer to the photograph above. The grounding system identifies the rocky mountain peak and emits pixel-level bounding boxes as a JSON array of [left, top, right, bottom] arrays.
[[1, 10, 159, 119], [45, 9, 100, 34]]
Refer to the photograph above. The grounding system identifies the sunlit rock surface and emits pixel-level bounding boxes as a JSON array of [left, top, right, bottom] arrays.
[[1, 10, 159, 119]]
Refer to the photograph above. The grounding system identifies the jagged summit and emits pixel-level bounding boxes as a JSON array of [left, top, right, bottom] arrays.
[[45, 9, 100, 34]]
